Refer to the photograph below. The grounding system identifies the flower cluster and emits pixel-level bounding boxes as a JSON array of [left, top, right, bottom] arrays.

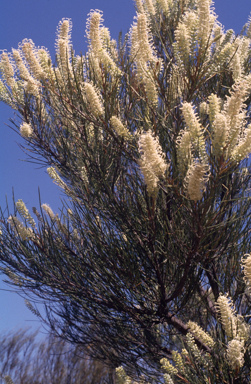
[[242, 253, 251, 288], [55, 18, 72, 77], [185, 162, 209, 201], [20, 122, 33, 138], [0, 52, 15, 88], [83, 82, 104, 118], [115, 366, 147, 384], [47, 167, 67, 190], [176, 102, 209, 201], [226, 338, 245, 370], [197, 0, 211, 49], [138, 130, 168, 196], [211, 113, 229, 158], [187, 321, 215, 348], [206, 76, 251, 160], [16, 199, 36, 228], [8, 216, 34, 241], [216, 294, 238, 338], [160, 358, 178, 376], [12, 49, 40, 96], [176, 130, 191, 178], [181, 102, 206, 159], [21, 39, 46, 80], [41, 204, 55, 220], [86, 11, 120, 77], [130, 12, 161, 105], [110, 116, 130, 138]]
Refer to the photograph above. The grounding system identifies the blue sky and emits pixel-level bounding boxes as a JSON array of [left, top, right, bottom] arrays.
[[0, 0, 250, 337]]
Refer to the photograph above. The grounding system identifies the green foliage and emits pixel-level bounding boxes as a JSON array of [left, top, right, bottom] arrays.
[[1, 0, 251, 382]]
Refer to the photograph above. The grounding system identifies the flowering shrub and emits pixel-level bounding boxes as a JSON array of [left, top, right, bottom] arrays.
[[1, 0, 251, 382]]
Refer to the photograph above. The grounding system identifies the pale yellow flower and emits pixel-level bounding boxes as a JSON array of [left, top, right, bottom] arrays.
[[227, 338, 245, 369], [110, 116, 130, 138], [242, 253, 251, 288], [84, 82, 104, 117], [187, 321, 215, 347], [0, 52, 15, 88], [20, 122, 33, 138], [41, 204, 55, 219], [16, 199, 36, 228], [216, 294, 237, 338], [55, 18, 72, 77], [8, 216, 33, 241], [138, 130, 168, 196], [185, 162, 209, 201]]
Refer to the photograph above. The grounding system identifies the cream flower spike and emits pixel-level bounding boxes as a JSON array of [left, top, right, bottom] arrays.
[[173, 19, 192, 68], [242, 253, 251, 288], [231, 124, 251, 162], [136, 13, 156, 64], [181, 102, 207, 161], [216, 294, 237, 338], [176, 130, 191, 178], [130, 12, 160, 69], [230, 52, 242, 80], [130, 13, 161, 105], [110, 116, 131, 138], [21, 39, 45, 80], [86, 10, 103, 53], [145, 0, 156, 15], [138, 130, 168, 196], [130, 24, 139, 61], [0, 52, 15, 88], [16, 199, 36, 228], [84, 82, 104, 117], [160, 358, 178, 376], [197, 0, 211, 48], [223, 75, 251, 155], [187, 321, 215, 348], [212, 113, 229, 158], [12, 49, 39, 96], [134, 0, 144, 14], [86, 11, 120, 76], [8, 216, 33, 241], [37, 49, 52, 78], [224, 75, 251, 125], [47, 167, 67, 190], [181, 102, 202, 139], [230, 37, 250, 80], [144, 75, 159, 105], [226, 338, 245, 369], [213, 24, 223, 49], [41, 204, 55, 220], [11, 50, 27, 79], [208, 94, 221, 126], [247, 14, 251, 39], [55, 18, 72, 77], [157, 0, 172, 16], [185, 162, 209, 201], [88, 52, 103, 85]]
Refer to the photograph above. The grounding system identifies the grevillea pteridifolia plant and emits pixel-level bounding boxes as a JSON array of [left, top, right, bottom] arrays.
[[2, 0, 251, 382]]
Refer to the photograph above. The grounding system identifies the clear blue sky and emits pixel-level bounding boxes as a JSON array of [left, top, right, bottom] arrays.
[[0, 0, 250, 337]]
